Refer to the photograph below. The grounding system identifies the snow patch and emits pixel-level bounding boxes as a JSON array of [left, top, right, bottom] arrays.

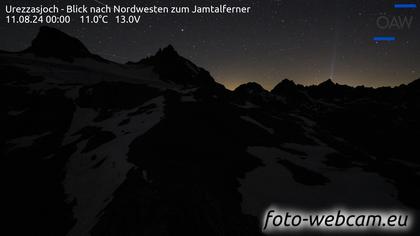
[[239, 145, 402, 218], [7, 109, 26, 116], [236, 101, 259, 109], [6, 131, 51, 151], [240, 116, 274, 134], [181, 95, 196, 102], [64, 96, 165, 236]]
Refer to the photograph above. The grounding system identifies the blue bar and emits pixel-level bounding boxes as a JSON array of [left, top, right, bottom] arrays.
[[373, 36, 396, 41], [394, 4, 417, 9]]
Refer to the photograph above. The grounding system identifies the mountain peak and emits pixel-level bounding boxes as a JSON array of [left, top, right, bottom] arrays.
[[24, 26, 99, 62], [131, 45, 216, 87], [153, 44, 183, 63], [158, 45, 178, 56], [319, 79, 335, 87], [408, 78, 420, 89], [234, 82, 267, 94], [271, 79, 298, 94]]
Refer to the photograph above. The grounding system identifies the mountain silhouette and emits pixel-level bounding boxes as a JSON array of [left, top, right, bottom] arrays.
[[1, 27, 420, 236], [129, 44, 216, 87], [235, 82, 268, 95], [23, 26, 106, 62]]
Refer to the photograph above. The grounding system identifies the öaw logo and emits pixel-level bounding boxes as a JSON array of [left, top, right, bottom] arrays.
[[374, 3, 416, 41], [376, 15, 414, 30]]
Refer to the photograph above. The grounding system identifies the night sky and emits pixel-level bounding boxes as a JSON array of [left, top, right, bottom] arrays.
[[1, 0, 419, 90]]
